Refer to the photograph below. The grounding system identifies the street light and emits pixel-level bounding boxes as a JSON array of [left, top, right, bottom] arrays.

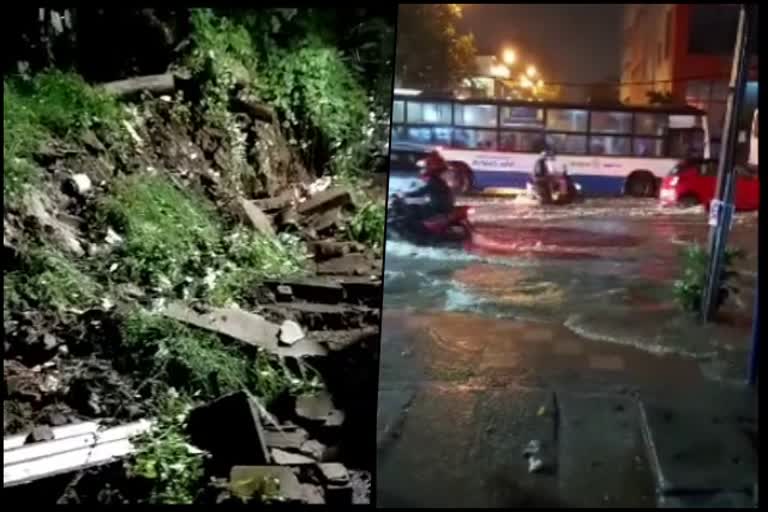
[[502, 48, 517, 66], [526, 65, 538, 78]]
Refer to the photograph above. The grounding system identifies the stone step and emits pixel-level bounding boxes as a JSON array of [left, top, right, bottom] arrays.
[[638, 396, 757, 507]]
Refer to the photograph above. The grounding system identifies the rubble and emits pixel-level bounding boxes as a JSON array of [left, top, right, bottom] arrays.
[[296, 188, 351, 217], [278, 320, 305, 346], [295, 391, 345, 428], [229, 466, 303, 502], [63, 173, 93, 197], [187, 391, 271, 467], [270, 448, 315, 465], [237, 198, 275, 236]]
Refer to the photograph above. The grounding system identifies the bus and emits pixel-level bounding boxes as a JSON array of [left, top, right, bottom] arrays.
[[390, 94, 710, 197]]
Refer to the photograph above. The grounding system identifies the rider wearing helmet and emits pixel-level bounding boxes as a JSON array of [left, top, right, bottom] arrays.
[[402, 150, 455, 221]]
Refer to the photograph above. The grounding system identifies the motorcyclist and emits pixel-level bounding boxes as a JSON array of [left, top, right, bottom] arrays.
[[399, 150, 455, 222], [531, 149, 556, 203]]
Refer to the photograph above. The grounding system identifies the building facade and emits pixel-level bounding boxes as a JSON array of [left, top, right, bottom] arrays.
[[621, 4, 758, 147]]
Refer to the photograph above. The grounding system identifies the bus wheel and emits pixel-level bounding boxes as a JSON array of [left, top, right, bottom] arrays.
[[446, 162, 473, 194], [625, 172, 657, 197]]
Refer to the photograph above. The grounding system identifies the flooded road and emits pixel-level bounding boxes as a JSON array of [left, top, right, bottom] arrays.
[[377, 174, 758, 507]]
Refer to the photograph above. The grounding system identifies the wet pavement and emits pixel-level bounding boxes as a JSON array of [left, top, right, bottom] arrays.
[[377, 174, 758, 507]]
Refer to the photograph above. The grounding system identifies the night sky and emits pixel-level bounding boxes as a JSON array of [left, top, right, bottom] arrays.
[[458, 4, 625, 99]]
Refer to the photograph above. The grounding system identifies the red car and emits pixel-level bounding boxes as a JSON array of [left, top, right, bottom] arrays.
[[659, 158, 760, 211]]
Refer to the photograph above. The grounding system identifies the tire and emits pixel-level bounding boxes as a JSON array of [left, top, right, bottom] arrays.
[[626, 173, 657, 197], [677, 194, 700, 208]]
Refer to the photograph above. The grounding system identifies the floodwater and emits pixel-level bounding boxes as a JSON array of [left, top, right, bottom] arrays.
[[377, 174, 758, 507]]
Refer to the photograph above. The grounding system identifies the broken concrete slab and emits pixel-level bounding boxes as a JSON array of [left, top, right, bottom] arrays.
[[305, 207, 340, 233], [270, 448, 315, 465], [237, 198, 275, 236], [162, 303, 327, 358], [639, 401, 757, 496], [297, 188, 351, 217], [187, 391, 271, 467], [279, 320, 305, 346], [252, 191, 295, 213], [264, 303, 378, 332], [308, 240, 352, 261], [295, 391, 345, 428], [263, 429, 308, 451], [263, 278, 344, 304], [317, 253, 375, 276], [229, 466, 303, 502], [318, 462, 349, 484], [299, 440, 326, 460], [62, 174, 92, 197]]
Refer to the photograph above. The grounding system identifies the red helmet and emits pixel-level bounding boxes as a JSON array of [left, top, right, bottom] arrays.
[[418, 151, 447, 177]]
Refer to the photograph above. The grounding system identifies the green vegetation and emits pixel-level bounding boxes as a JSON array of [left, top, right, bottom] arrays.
[[4, 71, 124, 203], [122, 312, 319, 403], [127, 391, 204, 505], [673, 243, 745, 312], [186, 9, 377, 178], [5, 248, 101, 312], [347, 199, 386, 249], [97, 174, 222, 290], [97, 174, 307, 303]]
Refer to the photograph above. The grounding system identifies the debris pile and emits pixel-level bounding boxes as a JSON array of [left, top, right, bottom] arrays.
[[3, 80, 382, 504]]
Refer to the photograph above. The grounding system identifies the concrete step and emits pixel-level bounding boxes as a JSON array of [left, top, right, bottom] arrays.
[[556, 392, 656, 508], [638, 394, 757, 508]]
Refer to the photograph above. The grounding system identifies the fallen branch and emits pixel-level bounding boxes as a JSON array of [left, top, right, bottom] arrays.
[[100, 74, 175, 98]]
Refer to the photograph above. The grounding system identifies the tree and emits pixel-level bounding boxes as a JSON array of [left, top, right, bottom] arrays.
[[395, 4, 477, 92]]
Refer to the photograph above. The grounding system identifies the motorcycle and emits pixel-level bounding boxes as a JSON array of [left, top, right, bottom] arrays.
[[526, 169, 582, 205], [387, 195, 473, 245]]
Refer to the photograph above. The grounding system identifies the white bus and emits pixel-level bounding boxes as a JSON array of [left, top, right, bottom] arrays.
[[390, 95, 710, 197]]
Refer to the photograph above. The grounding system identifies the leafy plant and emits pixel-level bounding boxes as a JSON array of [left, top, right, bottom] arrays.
[[127, 391, 203, 504], [97, 174, 222, 290], [122, 312, 320, 403], [673, 243, 746, 312], [4, 71, 124, 203], [4, 248, 101, 312], [347, 200, 386, 249]]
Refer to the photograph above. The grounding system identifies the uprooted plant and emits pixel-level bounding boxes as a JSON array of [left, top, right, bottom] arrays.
[[673, 243, 746, 312]]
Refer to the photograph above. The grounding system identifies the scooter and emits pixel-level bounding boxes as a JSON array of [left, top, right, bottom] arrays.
[[525, 170, 582, 205], [387, 195, 473, 245]]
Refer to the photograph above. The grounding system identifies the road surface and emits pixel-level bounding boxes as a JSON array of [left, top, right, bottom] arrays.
[[376, 174, 758, 507]]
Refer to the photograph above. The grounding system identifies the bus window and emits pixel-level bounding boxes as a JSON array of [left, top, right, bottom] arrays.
[[393, 100, 405, 123], [633, 137, 665, 157], [669, 114, 702, 129], [500, 106, 544, 129], [453, 129, 497, 150], [589, 135, 631, 156], [590, 111, 633, 134], [668, 129, 705, 159], [546, 133, 587, 154], [454, 104, 498, 128], [634, 113, 668, 136], [406, 101, 452, 124], [500, 131, 546, 152], [404, 126, 453, 145], [546, 109, 588, 132]]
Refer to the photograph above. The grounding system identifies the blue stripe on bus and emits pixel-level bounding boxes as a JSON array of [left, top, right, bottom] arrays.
[[387, 167, 628, 196], [471, 170, 626, 196]]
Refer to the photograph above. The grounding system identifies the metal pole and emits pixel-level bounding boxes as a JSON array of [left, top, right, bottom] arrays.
[[701, 4, 754, 322], [747, 283, 758, 386]]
